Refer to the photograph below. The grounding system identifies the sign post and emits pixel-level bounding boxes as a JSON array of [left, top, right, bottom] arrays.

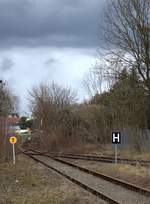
[[115, 143, 117, 164], [12, 143, 15, 165], [9, 136, 17, 165], [112, 132, 121, 164]]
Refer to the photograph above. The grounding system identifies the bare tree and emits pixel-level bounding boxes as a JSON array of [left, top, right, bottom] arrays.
[[29, 82, 77, 150], [29, 82, 77, 128], [0, 81, 19, 115], [84, 60, 108, 97], [101, 0, 150, 92]]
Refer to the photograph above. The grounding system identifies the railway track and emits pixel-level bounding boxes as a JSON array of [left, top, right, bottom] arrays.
[[50, 154, 150, 166], [21, 148, 150, 204], [52, 155, 150, 166], [25, 149, 150, 166]]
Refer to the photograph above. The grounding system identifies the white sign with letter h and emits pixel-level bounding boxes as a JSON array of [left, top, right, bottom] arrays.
[[112, 132, 121, 164], [112, 132, 121, 144]]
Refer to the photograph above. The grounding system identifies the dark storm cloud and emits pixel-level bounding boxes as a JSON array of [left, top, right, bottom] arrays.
[[0, 0, 105, 48]]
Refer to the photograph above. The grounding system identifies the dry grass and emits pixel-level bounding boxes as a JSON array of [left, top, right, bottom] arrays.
[[0, 156, 66, 204], [46, 141, 150, 161], [82, 145, 150, 160], [0, 155, 105, 204], [97, 163, 150, 190]]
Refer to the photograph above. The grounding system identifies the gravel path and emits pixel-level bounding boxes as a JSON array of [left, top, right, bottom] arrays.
[[33, 155, 150, 204]]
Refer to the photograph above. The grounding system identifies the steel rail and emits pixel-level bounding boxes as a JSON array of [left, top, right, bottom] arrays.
[[23, 149, 150, 166], [50, 156, 150, 197], [47, 153, 150, 167]]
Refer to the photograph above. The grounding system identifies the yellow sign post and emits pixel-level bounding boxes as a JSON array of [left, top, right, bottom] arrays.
[[9, 136, 17, 144], [9, 136, 17, 164]]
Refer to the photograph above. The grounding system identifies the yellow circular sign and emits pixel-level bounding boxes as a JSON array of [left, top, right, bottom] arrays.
[[9, 136, 17, 144]]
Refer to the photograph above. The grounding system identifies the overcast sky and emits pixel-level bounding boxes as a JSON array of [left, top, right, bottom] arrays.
[[0, 0, 106, 114]]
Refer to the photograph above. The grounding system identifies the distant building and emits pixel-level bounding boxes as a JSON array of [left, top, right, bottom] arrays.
[[7, 114, 20, 126]]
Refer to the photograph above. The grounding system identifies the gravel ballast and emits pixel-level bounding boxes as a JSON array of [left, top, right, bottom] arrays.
[[33, 155, 150, 204]]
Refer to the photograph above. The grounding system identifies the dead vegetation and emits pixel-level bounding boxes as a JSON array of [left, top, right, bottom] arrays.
[[0, 155, 105, 204]]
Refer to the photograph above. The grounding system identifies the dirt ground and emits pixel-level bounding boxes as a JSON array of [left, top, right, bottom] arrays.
[[0, 155, 106, 204], [78, 144, 150, 161]]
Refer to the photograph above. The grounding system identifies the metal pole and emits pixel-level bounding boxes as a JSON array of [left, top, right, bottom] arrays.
[[40, 119, 43, 126], [115, 144, 117, 164], [12, 143, 15, 165]]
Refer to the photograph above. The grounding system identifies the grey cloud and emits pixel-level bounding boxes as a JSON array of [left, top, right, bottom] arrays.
[[0, 0, 105, 48], [0, 57, 14, 72], [45, 57, 59, 65]]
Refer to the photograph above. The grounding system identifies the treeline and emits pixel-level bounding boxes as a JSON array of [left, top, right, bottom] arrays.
[[29, 66, 150, 152], [0, 81, 19, 160]]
